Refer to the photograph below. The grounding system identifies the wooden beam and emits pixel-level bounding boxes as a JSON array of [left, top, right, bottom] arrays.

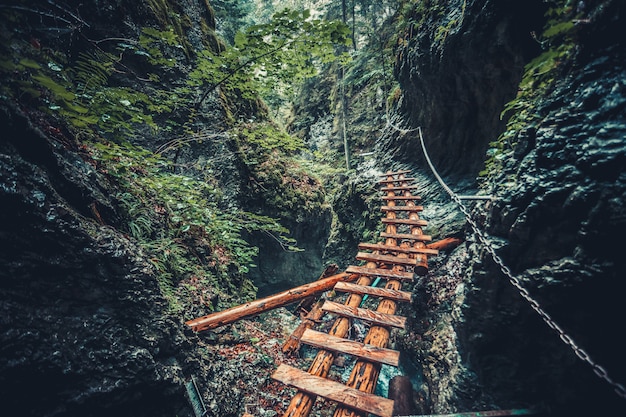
[[282, 299, 325, 355], [426, 237, 463, 252], [282, 273, 375, 417], [358, 242, 438, 256], [334, 281, 412, 303], [272, 364, 395, 417], [381, 195, 421, 200], [346, 265, 414, 281], [381, 218, 428, 226], [300, 328, 400, 367], [380, 232, 431, 241], [355, 252, 418, 267], [381, 205, 424, 211], [185, 272, 357, 332], [321, 300, 407, 329], [378, 177, 416, 184], [380, 185, 419, 191]]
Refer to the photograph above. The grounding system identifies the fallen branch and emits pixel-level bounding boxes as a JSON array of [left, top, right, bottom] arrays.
[[185, 271, 358, 332]]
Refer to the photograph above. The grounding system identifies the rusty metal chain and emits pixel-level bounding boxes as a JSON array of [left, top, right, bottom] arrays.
[[417, 127, 626, 400]]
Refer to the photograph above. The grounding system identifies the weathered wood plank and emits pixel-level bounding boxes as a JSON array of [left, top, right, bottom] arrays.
[[377, 177, 416, 184], [185, 272, 357, 332], [355, 252, 418, 267], [321, 300, 407, 329], [377, 170, 411, 177], [426, 237, 463, 251], [346, 265, 414, 281], [358, 242, 438, 256], [272, 364, 395, 417], [381, 217, 428, 226], [381, 195, 421, 201], [380, 185, 419, 192], [300, 328, 400, 367], [381, 205, 424, 211], [334, 281, 412, 303], [380, 232, 432, 241]]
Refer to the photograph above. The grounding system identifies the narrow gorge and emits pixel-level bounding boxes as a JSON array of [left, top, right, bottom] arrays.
[[1, 1, 624, 416]]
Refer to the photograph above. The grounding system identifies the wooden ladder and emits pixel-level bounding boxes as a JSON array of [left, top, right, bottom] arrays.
[[272, 170, 435, 417]]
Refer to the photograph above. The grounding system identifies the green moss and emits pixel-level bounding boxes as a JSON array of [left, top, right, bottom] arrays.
[[481, 0, 580, 181]]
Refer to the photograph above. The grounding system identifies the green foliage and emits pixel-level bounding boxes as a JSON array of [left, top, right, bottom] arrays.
[[193, 8, 352, 112], [481, 0, 581, 182], [90, 140, 298, 314]]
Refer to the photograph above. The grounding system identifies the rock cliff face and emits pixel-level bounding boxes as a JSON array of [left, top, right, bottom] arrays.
[[391, 0, 626, 415], [0, 104, 191, 416]]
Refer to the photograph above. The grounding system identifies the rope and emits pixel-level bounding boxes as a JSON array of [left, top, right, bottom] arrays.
[[416, 126, 626, 400]]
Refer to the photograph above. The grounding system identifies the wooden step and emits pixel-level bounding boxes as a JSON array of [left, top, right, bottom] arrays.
[[381, 218, 428, 226], [334, 281, 412, 303], [381, 195, 421, 201], [380, 232, 432, 241], [380, 185, 419, 192], [272, 364, 395, 417], [378, 177, 416, 184], [381, 205, 424, 211], [346, 265, 415, 281], [378, 170, 411, 177], [321, 300, 407, 329], [356, 252, 418, 267], [358, 242, 438, 256], [300, 328, 401, 367]]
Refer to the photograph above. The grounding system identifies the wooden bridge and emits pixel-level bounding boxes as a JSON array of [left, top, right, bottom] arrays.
[[185, 170, 449, 417]]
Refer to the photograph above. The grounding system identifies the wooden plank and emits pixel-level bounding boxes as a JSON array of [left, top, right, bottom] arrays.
[[381, 205, 424, 211], [334, 281, 412, 303], [282, 299, 325, 355], [381, 195, 421, 200], [300, 328, 400, 367], [358, 242, 438, 256], [185, 272, 357, 332], [427, 237, 463, 251], [380, 232, 432, 241], [378, 170, 411, 177], [381, 217, 428, 226], [380, 185, 419, 192], [346, 265, 414, 281], [282, 272, 375, 417], [377, 177, 416, 184], [272, 364, 395, 417], [321, 300, 407, 329], [356, 252, 418, 267]]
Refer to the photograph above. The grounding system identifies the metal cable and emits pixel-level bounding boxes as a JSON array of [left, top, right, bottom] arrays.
[[417, 126, 626, 400]]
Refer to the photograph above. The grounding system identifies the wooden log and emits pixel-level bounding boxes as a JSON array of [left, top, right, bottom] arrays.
[[321, 300, 407, 329], [282, 299, 325, 355], [355, 252, 418, 267], [185, 272, 356, 332], [426, 237, 463, 252], [381, 217, 428, 226], [358, 242, 438, 256], [381, 205, 424, 211], [380, 185, 419, 191], [345, 265, 414, 281], [389, 376, 418, 416], [378, 177, 416, 184], [334, 281, 412, 303], [272, 364, 395, 417], [380, 232, 431, 241], [300, 328, 400, 367], [294, 264, 339, 315], [381, 195, 421, 200], [281, 275, 374, 417], [333, 176, 410, 417]]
